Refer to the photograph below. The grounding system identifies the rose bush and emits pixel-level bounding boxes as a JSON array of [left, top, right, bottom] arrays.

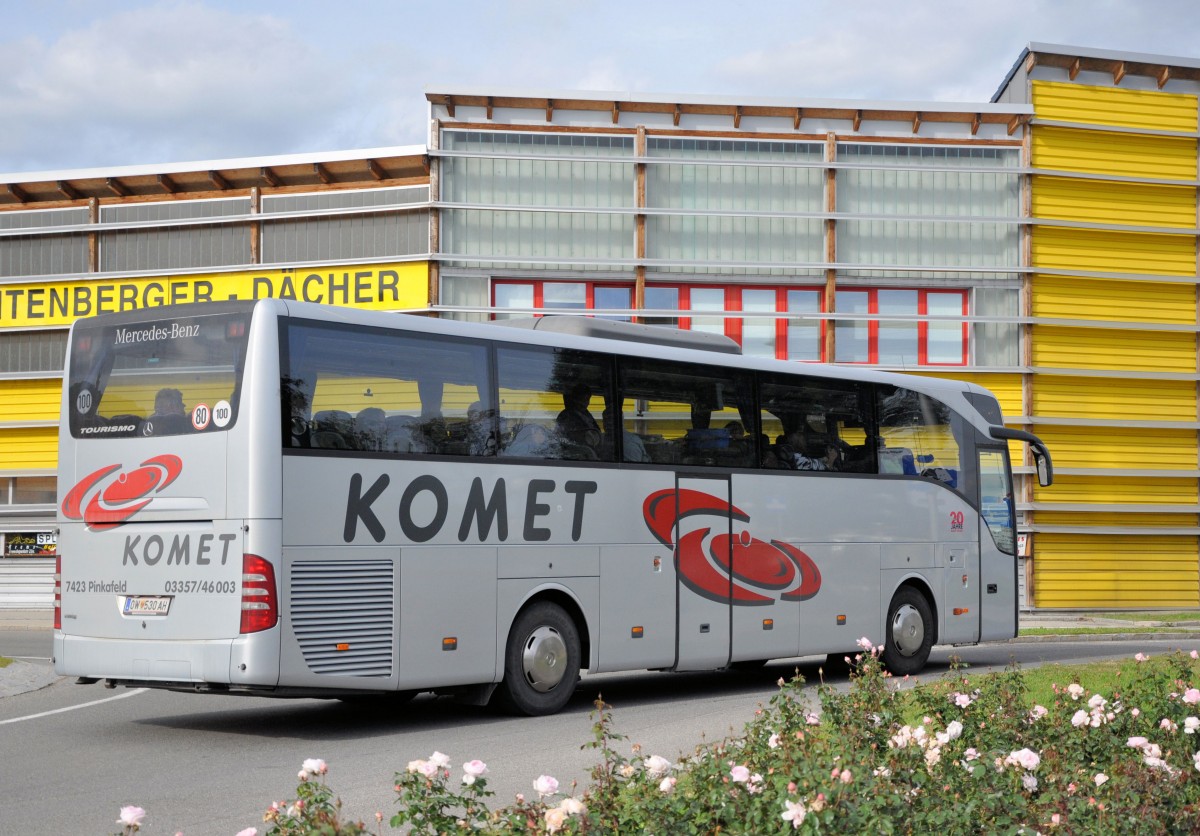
[[115, 644, 1200, 833]]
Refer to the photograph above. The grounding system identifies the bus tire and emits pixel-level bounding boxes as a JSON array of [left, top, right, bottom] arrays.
[[882, 586, 934, 676], [497, 602, 581, 716]]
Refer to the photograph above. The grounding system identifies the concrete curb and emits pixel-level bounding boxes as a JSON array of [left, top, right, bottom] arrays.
[[1011, 631, 1200, 644]]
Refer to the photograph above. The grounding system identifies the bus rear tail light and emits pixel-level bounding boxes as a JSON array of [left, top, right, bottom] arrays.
[[240, 554, 278, 634], [54, 555, 61, 630]]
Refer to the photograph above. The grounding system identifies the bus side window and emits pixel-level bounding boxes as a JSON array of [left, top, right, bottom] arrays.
[[312, 410, 353, 449]]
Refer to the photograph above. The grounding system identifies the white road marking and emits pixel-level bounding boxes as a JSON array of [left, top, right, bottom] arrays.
[[0, 688, 146, 725]]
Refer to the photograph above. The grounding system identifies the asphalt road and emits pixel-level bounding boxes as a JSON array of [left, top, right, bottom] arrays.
[[1, 633, 1196, 835]]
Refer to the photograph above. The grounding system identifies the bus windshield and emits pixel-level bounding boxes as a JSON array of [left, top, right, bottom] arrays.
[[66, 311, 250, 439]]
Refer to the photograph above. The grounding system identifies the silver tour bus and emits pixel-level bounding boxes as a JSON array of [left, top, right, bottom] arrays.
[[54, 299, 1051, 715]]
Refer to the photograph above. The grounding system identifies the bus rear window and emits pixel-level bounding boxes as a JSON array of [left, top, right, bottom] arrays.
[[67, 313, 249, 439]]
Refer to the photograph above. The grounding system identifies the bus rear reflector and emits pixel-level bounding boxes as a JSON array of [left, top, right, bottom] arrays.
[[54, 555, 61, 631], [240, 554, 278, 634]]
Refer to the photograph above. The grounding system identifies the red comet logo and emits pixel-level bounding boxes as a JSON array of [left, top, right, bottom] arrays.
[[643, 488, 821, 605], [61, 455, 183, 530]]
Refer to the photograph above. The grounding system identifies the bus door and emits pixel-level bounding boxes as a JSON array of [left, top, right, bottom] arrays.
[[977, 446, 1019, 640], [673, 474, 733, 671]]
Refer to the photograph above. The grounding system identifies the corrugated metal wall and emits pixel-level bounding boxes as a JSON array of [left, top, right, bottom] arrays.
[[0, 427, 57, 470], [0, 379, 61, 423], [1029, 79, 1200, 609]]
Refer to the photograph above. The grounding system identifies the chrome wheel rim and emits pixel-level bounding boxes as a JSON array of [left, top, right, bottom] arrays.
[[522, 626, 568, 692], [890, 604, 925, 657]]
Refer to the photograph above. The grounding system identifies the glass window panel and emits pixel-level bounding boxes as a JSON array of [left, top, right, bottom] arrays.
[[741, 289, 777, 358], [835, 290, 870, 363], [0, 477, 10, 504], [759, 374, 873, 473], [12, 477, 56, 505], [927, 292, 966, 364], [786, 290, 822, 362], [594, 286, 631, 321], [542, 282, 587, 310], [877, 290, 918, 365], [618, 356, 755, 468], [282, 322, 491, 457], [979, 449, 1016, 554], [496, 346, 613, 462], [974, 287, 1019, 366], [689, 287, 725, 337], [493, 283, 533, 319], [643, 286, 679, 328], [441, 275, 489, 323], [876, 386, 965, 496]]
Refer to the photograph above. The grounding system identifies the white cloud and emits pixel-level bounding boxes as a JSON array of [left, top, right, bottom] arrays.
[[3, 0, 1200, 173], [0, 2, 361, 171]]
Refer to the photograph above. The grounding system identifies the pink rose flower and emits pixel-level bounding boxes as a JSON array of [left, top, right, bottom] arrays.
[[533, 774, 559, 796], [117, 806, 146, 828], [301, 758, 328, 776], [730, 764, 751, 783]]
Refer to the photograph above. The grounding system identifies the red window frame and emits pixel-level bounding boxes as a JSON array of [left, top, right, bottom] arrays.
[[490, 280, 967, 367]]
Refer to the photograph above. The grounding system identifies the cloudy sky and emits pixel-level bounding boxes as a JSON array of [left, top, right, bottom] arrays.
[[2, 0, 1197, 175]]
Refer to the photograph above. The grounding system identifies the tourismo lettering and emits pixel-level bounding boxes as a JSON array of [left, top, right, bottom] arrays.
[[343, 474, 598, 544]]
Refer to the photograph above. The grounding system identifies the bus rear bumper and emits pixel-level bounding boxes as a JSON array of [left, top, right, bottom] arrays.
[[53, 632, 276, 687]]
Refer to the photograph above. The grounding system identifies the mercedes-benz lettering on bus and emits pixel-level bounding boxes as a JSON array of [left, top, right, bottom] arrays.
[[55, 300, 1052, 715]]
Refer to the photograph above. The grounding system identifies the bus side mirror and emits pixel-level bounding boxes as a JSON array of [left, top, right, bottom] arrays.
[[1034, 448, 1052, 487]]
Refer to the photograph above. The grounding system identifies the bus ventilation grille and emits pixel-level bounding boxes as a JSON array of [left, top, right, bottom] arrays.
[[290, 559, 394, 677]]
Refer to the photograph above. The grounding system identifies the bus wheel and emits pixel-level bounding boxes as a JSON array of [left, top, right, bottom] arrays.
[[497, 602, 581, 716], [882, 587, 934, 676]]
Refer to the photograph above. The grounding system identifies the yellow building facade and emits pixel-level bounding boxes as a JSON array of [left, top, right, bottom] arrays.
[[995, 46, 1200, 607]]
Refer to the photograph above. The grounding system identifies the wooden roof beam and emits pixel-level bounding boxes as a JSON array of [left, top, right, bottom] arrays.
[[673, 104, 681, 127], [260, 167, 280, 188], [57, 180, 81, 200], [313, 162, 332, 185], [545, 99, 554, 122], [157, 174, 178, 194], [106, 177, 129, 197], [1068, 57, 1081, 80], [4, 183, 30, 203], [793, 107, 803, 130], [486, 96, 493, 120], [733, 106, 742, 129], [1025, 52, 1037, 73], [1157, 65, 1171, 89], [208, 170, 231, 191], [1112, 60, 1126, 85], [852, 109, 863, 131], [611, 101, 620, 124], [911, 111, 922, 134], [1007, 115, 1022, 136], [366, 159, 386, 180], [970, 113, 981, 136], [444, 96, 455, 118]]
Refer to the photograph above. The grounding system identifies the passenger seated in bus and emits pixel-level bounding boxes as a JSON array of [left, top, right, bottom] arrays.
[[724, 421, 745, 440], [354, 407, 387, 450], [555, 384, 601, 451], [465, 401, 498, 456], [312, 410, 353, 449], [601, 405, 649, 463], [762, 432, 797, 469], [383, 415, 431, 454], [502, 423, 557, 458], [796, 437, 840, 471], [148, 387, 189, 434]]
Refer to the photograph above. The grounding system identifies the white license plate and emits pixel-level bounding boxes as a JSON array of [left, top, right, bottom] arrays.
[[122, 595, 172, 616]]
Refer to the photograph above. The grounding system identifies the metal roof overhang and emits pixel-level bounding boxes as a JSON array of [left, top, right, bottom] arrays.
[[426, 87, 1030, 133], [0, 145, 430, 209]]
